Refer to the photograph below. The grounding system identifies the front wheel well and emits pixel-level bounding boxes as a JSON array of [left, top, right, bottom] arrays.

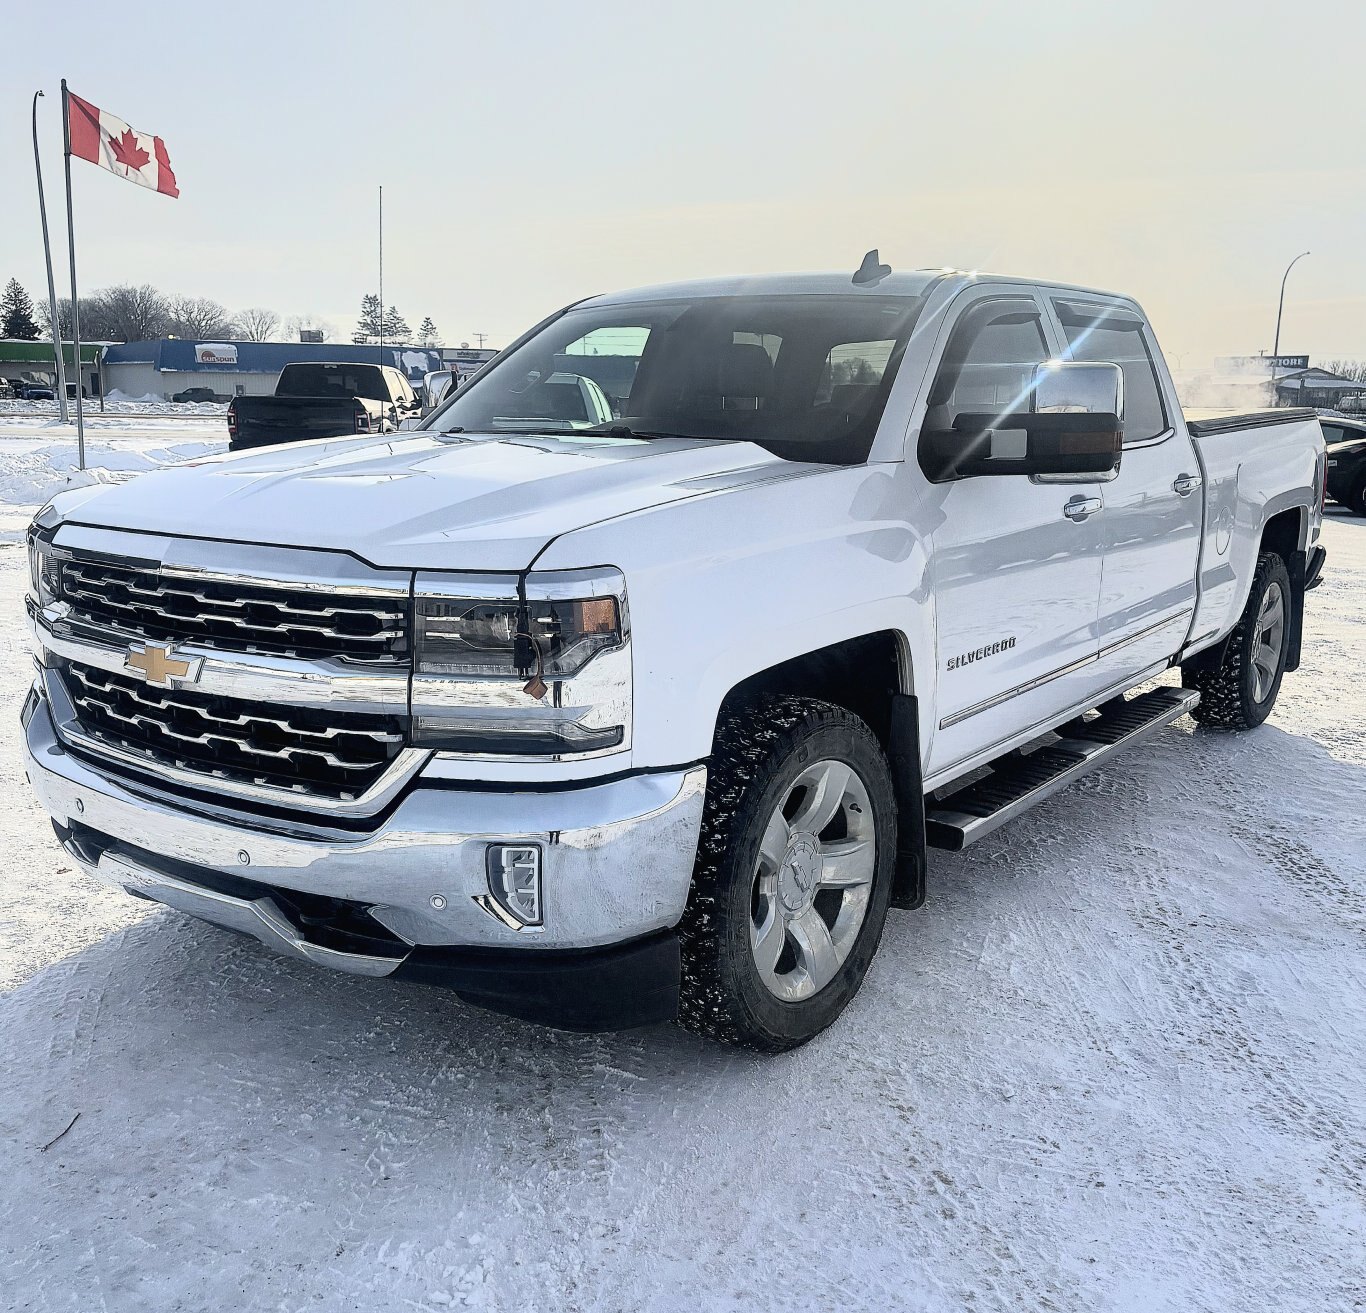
[[715, 632, 907, 751]]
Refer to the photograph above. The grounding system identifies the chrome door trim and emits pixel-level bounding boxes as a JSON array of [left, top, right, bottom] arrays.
[[1097, 607, 1194, 658], [938, 608, 1193, 732], [926, 659, 1175, 793], [939, 654, 1097, 730]]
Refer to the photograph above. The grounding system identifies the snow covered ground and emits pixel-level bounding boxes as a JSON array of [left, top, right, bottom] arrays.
[[0, 442, 1361, 1311], [0, 410, 226, 545]]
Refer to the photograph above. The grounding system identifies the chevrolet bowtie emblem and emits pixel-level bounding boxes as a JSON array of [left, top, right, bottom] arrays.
[[124, 642, 202, 688]]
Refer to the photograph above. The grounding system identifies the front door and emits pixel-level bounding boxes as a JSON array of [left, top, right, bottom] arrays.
[[918, 290, 1105, 779], [1048, 297, 1203, 686]]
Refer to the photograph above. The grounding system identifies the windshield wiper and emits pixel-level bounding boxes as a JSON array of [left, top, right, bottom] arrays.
[[582, 424, 714, 442]]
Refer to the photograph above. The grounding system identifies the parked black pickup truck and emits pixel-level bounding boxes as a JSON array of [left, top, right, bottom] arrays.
[[227, 362, 421, 450], [1323, 416, 1366, 517]]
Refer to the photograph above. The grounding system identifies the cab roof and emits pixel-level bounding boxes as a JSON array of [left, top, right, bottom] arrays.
[[579, 269, 1133, 309]]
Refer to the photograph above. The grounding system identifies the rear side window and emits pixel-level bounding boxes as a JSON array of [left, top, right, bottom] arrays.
[[1054, 301, 1168, 444]]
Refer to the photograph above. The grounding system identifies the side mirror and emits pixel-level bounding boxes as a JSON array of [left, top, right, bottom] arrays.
[[921, 362, 1124, 481]]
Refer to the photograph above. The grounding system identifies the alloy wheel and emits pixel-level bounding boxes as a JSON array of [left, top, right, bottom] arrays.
[[1251, 580, 1285, 703], [748, 758, 876, 1002]]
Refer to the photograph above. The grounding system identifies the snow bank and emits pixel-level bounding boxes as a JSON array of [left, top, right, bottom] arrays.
[[0, 439, 222, 522], [1, 397, 228, 417], [0, 439, 221, 512]]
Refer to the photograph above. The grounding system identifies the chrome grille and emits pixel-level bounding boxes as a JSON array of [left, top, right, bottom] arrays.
[[58, 557, 408, 663], [61, 660, 405, 801]]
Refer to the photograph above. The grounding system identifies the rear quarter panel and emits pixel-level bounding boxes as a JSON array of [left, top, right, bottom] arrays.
[[1186, 413, 1323, 650]]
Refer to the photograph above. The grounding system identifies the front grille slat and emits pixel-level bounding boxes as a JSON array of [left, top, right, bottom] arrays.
[[62, 660, 405, 801], [59, 559, 409, 663]]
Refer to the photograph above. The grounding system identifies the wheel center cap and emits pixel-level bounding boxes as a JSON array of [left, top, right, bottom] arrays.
[[778, 833, 821, 913]]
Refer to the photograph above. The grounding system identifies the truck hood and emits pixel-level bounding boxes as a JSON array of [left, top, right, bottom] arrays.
[[59, 431, 817, 571]]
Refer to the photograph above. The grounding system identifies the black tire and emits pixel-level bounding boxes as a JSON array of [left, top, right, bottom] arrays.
[[1183, 552, 1293, 730], [677, 695, 897, 1052], [1350, 473, 1366, 518]]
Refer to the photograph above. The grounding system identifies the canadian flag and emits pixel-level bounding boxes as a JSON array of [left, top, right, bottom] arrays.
[[66, 90, 179, 198]]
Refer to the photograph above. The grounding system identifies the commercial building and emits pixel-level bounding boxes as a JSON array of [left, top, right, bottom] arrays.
[[1209, 355, 1366, 411], [0, 339, 103, 396], [101, 339, 446, 401], [1272, 367, 1366, 409]]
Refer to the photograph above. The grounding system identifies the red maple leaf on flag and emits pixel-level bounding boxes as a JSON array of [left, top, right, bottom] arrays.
[[108, 128, 150, 172]]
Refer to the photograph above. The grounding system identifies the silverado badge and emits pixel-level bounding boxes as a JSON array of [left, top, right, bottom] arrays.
[[124, 642, 202, 689]]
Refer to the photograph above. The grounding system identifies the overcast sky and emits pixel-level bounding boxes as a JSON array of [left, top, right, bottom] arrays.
[[3, 0, 1364, 365]]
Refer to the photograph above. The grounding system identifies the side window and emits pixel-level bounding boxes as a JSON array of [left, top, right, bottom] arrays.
[[924, 298, 1051, 432], [814, 339, 896, 405], [1054, 301, 1168, 444], [558, 325, 651, 415]]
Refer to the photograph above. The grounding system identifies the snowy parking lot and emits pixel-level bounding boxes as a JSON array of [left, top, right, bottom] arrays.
[[0, 438, 1362, 1311]]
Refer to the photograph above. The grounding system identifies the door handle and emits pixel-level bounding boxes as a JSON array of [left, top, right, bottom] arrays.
[[1172, 474, 1203, 496], [1063, 495, 1103, 522]]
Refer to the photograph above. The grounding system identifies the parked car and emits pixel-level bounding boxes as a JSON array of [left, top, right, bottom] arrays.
[[1322, 415, 1366, 516], [172, 386, 229, 404], [23, 260, 1328, 1051], [15, 382, 56, 401], [226, 362, 420, 450]]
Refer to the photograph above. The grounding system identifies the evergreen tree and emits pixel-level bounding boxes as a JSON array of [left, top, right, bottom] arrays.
[[418, 316, 441, 347], [352, 293, 383, 344], [382, 305, 410, 342], [2, 279, 41, 340]]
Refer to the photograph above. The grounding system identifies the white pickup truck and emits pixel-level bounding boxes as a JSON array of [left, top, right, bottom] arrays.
[[23, 258, 1328, 1050]]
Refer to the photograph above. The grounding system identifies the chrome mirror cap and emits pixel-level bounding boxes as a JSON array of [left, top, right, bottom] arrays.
[[1034, 361, 1125, 420]]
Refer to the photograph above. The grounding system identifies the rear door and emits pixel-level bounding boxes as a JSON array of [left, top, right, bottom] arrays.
[[1047, 297, 1203, 684], [920, 288, 1106, 778]]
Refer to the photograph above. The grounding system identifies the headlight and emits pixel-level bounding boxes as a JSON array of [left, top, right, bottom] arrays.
[[411, 568, 630, 758], [26, 532, 62, 607], [415, 596, 620, 678]]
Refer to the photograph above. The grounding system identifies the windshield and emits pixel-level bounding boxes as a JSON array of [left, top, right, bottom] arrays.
[[428, 294, 926, 464]]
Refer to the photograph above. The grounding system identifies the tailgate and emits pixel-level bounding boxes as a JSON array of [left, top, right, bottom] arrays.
[[230, 397, 362, 445]]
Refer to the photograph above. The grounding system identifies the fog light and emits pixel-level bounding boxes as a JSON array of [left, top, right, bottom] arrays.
[[486, 844, 543, 927]]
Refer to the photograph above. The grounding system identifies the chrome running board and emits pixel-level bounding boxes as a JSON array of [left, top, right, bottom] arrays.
[[925, 686, 1200, 851]]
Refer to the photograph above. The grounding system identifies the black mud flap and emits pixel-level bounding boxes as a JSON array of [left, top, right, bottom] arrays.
[[888, 693, 927, 910], [1285, 549, 1308, 673]]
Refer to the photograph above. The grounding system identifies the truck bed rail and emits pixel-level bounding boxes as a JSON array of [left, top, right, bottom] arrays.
[[1184, 407, 1318, 437]]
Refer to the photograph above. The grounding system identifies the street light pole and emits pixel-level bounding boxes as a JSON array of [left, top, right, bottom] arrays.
[[1273, 251, 1310, 357]]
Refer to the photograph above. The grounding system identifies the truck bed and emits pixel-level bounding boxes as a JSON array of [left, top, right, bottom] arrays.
[[1183, 406, 1323, 655]]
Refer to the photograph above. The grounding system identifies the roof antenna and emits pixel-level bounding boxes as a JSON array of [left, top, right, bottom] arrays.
[[853, 249, 892, 286]]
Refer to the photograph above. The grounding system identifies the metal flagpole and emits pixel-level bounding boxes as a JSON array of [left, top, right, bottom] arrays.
[[378, 184, 384, 365], [59, 79, 86, 470], [32, 90, 70, 423]]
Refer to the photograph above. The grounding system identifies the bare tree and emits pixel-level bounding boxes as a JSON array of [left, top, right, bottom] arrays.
[[233, 307, 281, 342], [90, 284, 171, 342], [166, 295, 233, 339], [1324, 359, 1366, 383], [284, 313, 328, 343], [36, 296, 73, 340]]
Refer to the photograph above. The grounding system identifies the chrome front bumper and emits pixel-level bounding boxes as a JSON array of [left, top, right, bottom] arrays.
[[22, 680, 707, 970]]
